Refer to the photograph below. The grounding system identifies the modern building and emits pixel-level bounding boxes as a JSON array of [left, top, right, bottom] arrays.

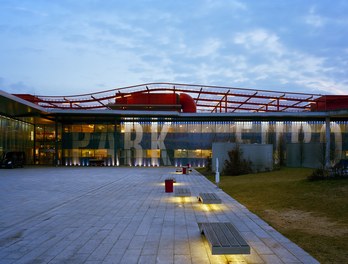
[[1, 83, 348, 169]]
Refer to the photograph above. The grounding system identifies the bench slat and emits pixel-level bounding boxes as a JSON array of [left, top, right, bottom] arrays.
[[218, 223, 239, 247], [202, 223, 221, 247], [211, 223, 232, 247], [225, 223, 250, 247]]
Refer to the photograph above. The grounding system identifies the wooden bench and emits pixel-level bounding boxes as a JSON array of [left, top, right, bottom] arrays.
[[198, 193, 221, 204], [198, 222, 250, 255], [175, 187, 191, 197]]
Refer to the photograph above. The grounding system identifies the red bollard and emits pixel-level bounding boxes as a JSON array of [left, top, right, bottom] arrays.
[[165, 179, 174, 192]]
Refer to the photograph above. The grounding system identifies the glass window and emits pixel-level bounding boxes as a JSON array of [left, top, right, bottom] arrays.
[[216, 123, 230, 133], [95, 125, 107, 132], [64, 125, 72, 133], [202, 124, 214, 133], [188, 123, 201, 133], [95, 149, 107, 159], [36, 126, 44, 141], [45, 126, 55, 141], [142, 123, 152, 133], [174, 149, 188, 158], [173, 123, 187, 133], [188, 149, 201, 158], [107, 124, 115, 132], [201, 150, 212, 158], [119, 124, 125, 133], [81, 125, 94, 133], [72, 125, 82, 132], [81, 149, 93, 157], [146, 149, 160, 158]]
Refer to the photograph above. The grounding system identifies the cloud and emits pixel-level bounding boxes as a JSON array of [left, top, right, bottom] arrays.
[[203, 0, 247, 11], [304, 6, 326, 28], [11, 6, 48, 17], [0, 77, 36, 94], [198, 39, 222, 57], [233, 29, 284, 57], [230, 27, 348, 94], [295, 78, 348, 95], [180, 38, 222, 58]]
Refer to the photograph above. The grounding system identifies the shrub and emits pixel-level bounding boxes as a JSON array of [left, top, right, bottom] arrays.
[[222, 145, 252, 176], [205, 156, 212, 172], [308, 166, 348, 181], [307, 167, 329, 181]]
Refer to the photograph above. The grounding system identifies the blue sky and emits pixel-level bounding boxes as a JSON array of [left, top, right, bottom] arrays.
[[0, 0, 348, 95]]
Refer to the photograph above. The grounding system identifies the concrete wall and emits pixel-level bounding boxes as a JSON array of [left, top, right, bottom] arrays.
[[286, 143, 324, 168], [212, 143, 273, 173]]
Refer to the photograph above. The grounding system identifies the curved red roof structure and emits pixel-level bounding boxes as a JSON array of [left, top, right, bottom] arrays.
[[14, 82, 327, 112]]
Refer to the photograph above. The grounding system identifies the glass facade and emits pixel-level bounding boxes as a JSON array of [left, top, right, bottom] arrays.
[[62, 124, 115, 166], [0, 115, 34, 164], [35, 123, 61, 165], [59, 120, 348, 168], [1, 114, 347, 167]]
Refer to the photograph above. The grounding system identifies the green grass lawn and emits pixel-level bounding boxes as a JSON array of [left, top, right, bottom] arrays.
[[197, 167, 348, 264]]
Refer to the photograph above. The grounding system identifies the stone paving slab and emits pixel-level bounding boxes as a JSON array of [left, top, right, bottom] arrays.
[[0, 167, 319, 263]]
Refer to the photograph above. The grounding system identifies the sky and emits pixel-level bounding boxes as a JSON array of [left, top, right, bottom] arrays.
[[0, 0, 348, 96]]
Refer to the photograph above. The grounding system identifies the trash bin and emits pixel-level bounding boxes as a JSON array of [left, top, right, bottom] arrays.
[[165, 179, 174, 192], [182, 167, 187, 174]]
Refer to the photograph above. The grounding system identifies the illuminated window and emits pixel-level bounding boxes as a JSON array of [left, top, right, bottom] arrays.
[[146, 149, 160, 158], [142, 124, 152, 133], [95, 125, 107, 132], [188, 123, 201, 133], [95, 149, 107, 159], [81, 125, 94, 133], [202, 124, 214, 133], [174, 149, 188, 158], [174, 124, 187, 133], [201, 150, 212, 158], [64, 125, 72, 133], [71, 125, 82, 132], [81, 149, 93, 157], [107, 125, 115, 132], [188, 149, 201, 158]]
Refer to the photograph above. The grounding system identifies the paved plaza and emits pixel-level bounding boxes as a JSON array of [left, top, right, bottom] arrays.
[[0, 167, 319, 264]]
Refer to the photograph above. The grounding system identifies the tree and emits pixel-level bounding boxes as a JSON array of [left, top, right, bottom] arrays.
[[222, 145, 252, 176]]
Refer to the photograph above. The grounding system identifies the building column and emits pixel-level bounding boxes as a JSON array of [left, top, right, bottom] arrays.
[[33, 124, 36, 165], [114, 121, 118, 166], [325, 117, 331, 168], [55, 119, 59, 166]]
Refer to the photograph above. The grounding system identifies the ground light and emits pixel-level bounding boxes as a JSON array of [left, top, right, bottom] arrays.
[[199, 203, 227, 213]]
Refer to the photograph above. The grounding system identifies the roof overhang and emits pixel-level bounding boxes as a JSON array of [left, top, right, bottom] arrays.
[[0, 90, 53, 124]]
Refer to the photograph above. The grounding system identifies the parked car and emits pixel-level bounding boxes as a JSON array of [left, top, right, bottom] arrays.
[[0, 151, 25, 168]]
